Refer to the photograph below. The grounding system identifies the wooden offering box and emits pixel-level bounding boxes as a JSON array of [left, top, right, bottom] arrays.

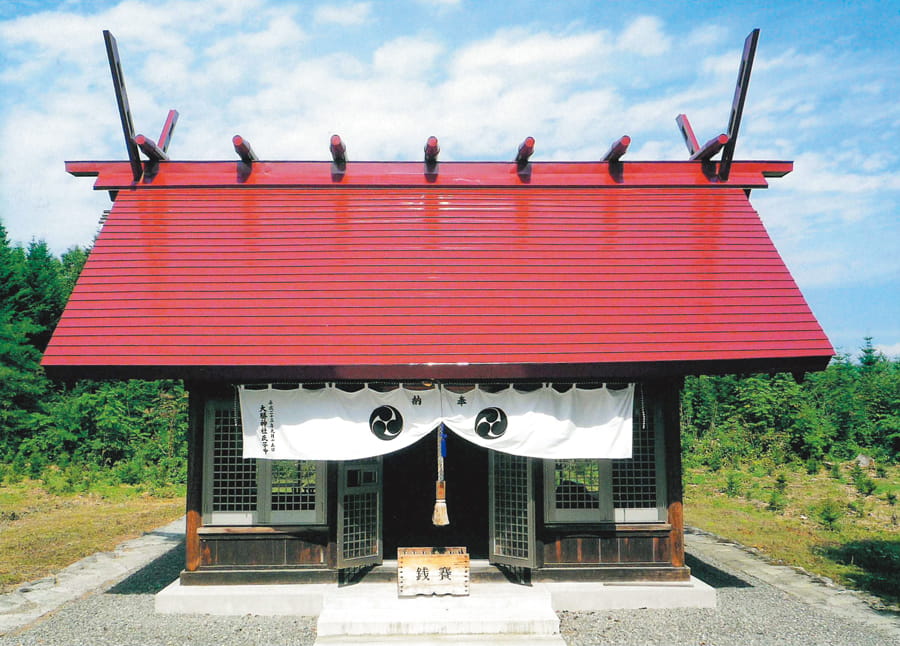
[[398, 547, 470, 597]]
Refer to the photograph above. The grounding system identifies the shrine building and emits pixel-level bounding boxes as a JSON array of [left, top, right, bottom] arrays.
[[41, 30, 832, 601]]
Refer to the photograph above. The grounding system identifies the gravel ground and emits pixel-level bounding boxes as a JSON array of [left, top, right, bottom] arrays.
[[0, 546, 317, 646], [2, 539, 898, 646], [559, 551, 899, 646]]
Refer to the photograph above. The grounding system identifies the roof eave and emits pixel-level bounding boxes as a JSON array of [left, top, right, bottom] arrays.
[[42, 354, 832, 384]]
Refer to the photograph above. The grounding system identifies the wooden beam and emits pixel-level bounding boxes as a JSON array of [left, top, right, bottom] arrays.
[[690, 133, 729, 161], [719, 29, 760, 180], [134, 134, 168, 162], [330, 134, 347, 174], [602, 135, 631, 163], [232, 135, 258, 164], [184, 383, 206, 572], [63, 159, 794, 190], [157, 109, 179, 153], [675, 114, 700, 157], [661, 378, 685, 569], [516, 136, 535, 166], [424, 136, 440, 174], [103, 30, 142, 182]]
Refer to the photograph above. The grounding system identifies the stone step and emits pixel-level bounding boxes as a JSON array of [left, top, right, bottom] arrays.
[[315, 582, 561, 638], [314, 636, 566, 645]]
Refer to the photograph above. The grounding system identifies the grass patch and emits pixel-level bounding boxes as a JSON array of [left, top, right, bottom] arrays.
[[0, 478, 184, 592], [685, 461, 900, 608]]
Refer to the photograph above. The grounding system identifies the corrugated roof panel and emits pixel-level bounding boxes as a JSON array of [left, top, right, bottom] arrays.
[[42, 175, 833, 380]]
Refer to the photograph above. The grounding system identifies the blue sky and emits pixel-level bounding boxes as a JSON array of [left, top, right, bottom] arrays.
[[1, 0, 898, 359]]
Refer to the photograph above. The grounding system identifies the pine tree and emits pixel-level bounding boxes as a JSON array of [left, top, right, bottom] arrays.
[[20, 239, 65, 352], [60, 246, 89, 300], [0, 309, 48, 457], [859, 336, 881, 370], [0, 220, 25, 318]]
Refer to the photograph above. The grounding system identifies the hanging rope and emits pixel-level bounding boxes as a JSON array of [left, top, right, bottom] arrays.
[[432, 386, 449, 526], [640, 382, 646, 430]]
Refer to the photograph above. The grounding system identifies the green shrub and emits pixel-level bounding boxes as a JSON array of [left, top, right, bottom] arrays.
[[40, 464, 96, 495], [3, 469, 23, 485], [816, 499, 843, 530], [768, 491, 787, 513], [723, 471, 743, 497], [848, 500, 866, 518], [829, 461, 843, 481], [774, 473, 788, 494], [41, 466, 72, 495], [805, 458, 821, 475], [856, 477, 877, 497], [112, 459, 144, 485]]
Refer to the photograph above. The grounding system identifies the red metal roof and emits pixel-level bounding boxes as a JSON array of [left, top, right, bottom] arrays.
[[42, 160, 833, 381]]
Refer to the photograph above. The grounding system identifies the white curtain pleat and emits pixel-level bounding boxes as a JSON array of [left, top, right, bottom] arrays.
[[240, 384, 633, 461]]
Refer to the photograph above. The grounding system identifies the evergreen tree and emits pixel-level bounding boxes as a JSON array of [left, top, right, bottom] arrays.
[[0, 310, 49, 457], [20, 239, 65, 352], [859, 336, 881, 370], [0, 220, 25, 318], [59, 246, 89, 300]]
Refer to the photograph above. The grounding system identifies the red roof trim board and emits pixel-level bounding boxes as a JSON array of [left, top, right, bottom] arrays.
[[66, 160, 792, 190], [42, 160, 833, 381]]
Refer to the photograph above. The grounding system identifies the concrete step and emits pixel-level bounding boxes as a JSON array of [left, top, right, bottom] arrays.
[[315, 582, 561, 638], [314, 636, 566, 645]]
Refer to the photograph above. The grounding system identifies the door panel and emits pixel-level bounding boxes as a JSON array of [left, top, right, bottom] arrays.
[[488, 451, 536, 568], [337, 457, 383, 569]]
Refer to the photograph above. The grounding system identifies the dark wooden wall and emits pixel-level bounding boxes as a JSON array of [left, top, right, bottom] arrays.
[[537, 523, 689, 581], [181, 527, 337, 585]]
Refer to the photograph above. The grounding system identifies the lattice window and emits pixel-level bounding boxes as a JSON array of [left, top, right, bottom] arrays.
[[613, 396, 659, 513], [341, 491, 379, 560], [271, 461, 318, 512], [543, 386, 664, 524], [493, 453, 530, 560], [205, 399, 325, 525], [554, 460, 601, 509], [211, 407, 257, 513]]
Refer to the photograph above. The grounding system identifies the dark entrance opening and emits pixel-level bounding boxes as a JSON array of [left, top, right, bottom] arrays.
[[383, 430, 489, 559]]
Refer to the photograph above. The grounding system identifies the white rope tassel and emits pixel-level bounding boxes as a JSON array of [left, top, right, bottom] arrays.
[[640, 383, 646, 430]]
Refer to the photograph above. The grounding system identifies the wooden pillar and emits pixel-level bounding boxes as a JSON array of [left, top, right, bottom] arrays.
[[662, 377, 685, 568], [184, 383, 205, 572]]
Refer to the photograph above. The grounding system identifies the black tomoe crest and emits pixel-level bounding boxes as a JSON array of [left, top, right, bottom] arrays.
[[475, 407, 508, 439], [369, 405, 403, 440]]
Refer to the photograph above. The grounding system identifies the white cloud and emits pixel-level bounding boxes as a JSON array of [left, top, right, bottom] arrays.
[[373, 36, 443, 78], [313, 2, 372, 26], [876, 342, 900, 358], [450, 27, 609, 84], [617, 16, 670, 56], [414, 0, 461, 7], [791, 153, 900, 194], [686, 23, 729, 48]]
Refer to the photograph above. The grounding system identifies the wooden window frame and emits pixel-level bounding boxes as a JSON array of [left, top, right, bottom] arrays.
[[543, 388, 667, 525], [543, 459, 612, 523], [612, 395, 667, 523], [202, 398, 327, 526]]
